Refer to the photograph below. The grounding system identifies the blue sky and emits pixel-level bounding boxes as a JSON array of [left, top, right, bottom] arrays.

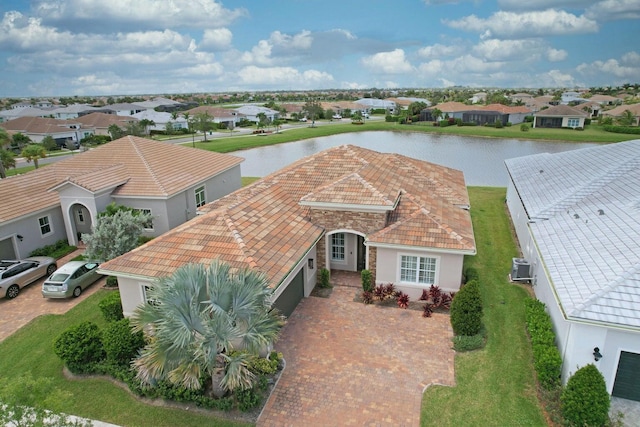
[[0, 0, 638, 97]]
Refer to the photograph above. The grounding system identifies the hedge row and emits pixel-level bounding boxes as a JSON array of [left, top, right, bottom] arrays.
[[524, 298, 562, 390], [602, 125, 640, 135]]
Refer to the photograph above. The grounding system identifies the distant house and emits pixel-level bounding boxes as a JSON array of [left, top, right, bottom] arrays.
[[533, 105, 588, 129], [600, 104, 640, 126], [53, 104, 102, 119], [0, 136, 243, 260], [100, 145, 476, 318], [235, 105, 279, 123], [469, 92, 487, 104], [184, 106, 247, 128], [355, 98, 396, 113], [130, 110, 188, 132], [102, 103, 147, 116], [74, 112, 139, 137], [420, 102, 469, 121], [505, 139, 640, 401], [462, 104, 531, 126], [589, 94, 622, 106], [0, 116, 93, 146]]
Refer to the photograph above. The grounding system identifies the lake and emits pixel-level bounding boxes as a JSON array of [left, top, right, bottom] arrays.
[[232, 131, 602, 187]]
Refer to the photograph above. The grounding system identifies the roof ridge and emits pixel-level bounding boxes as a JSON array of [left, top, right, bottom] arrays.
[[223, 213, 259, 270], [571, 263, 640, 316], [534, 156, 640, 219], [128, 137, 169, 196]]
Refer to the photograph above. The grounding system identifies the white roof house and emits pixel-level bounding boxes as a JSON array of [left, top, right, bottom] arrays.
[[355, 98, 396, 112], [235, 105, 279, 123], [505, 139, 640, 401], [131, 110, 188, 131]]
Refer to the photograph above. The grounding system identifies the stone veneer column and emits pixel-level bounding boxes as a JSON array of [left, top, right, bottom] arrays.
[[368, 246, 377, 282]]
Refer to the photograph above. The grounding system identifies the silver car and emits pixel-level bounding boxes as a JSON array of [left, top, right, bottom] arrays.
[[42, 261, 102, 298], [0, 257, 58, 299]]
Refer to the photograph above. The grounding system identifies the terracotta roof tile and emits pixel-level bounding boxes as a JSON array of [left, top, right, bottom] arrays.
[[101, 145, 476, 285]]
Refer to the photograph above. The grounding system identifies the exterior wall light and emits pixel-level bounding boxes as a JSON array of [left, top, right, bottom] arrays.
[[308, 258, 314, 269], [16, 234, 24, 241], [593, 347, 603, 362]]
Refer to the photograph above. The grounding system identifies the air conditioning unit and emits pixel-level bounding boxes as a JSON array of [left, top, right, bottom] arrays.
[[511, 258, 531, 281]]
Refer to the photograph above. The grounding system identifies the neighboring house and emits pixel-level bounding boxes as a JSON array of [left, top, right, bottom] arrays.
[[469, 92, 488, 104], [0, 116, 93, 146], [509, 93, 535, 105], [234, 105, 280, 123], [462, 104, 531, 126], [0, 136, 243, 260], [131, 97, 183, 110], [73, 112, 139, 137], [532, 105, 588, 129], [355, 98, 396, 113], [600, 103, 640, 126], [386, 97, 432, 109], [103, 103, 148, 116], [0, 106, 55, 123], [561, 91, 589, 105], [99, 145, 476, 318], [505, 139, 640, 401], [319, 101, 364, 116], [420, 102, 469, 121], [53, 104, 102, 119], [185, 106, 247, 128], [130, 110, 188, 132], [589, 94, 622, 106]]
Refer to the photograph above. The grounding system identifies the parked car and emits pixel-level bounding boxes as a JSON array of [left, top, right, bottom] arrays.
[[0, 257, 57, 299], [42, 261, 102, 298], [299, 117, 308, 122], [332, 114, 342, 119]]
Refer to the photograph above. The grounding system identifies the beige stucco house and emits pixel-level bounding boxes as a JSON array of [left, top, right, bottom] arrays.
[[100, 145, 476, 318], [0, 136, 243, 260]]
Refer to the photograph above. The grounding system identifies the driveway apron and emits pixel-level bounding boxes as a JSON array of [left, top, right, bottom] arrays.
[[258, 286, 456, 427]]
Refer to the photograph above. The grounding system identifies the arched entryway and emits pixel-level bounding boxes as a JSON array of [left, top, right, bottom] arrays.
[[326, 230, 367, 273], [69, 203, 93, 244]]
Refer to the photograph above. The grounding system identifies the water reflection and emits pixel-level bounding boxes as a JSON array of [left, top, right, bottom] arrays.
[[233, 131, 601, 186]]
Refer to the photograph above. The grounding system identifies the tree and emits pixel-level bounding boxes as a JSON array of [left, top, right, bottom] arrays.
[[431, 108, 443, 122], [11, 133, 31, 151], [138, 119, 156, 136], [256, 112, 269, 131], [108, 124, 124, 140], [325, 108, 335, 120], [450, 279, 483, 336], [41, 135, 58, 151], [21, 144, 47, 169], [82, 209, 152, 261], [193, 112, 215, 141], [352, 110, 363, 124], [407, 101, 427, 116], [131, 261, 283, 397], [272, 118, 283, 133], [617, 109, 636, 126], [303, 99, 323, 127], [0, 149, 15, 178]]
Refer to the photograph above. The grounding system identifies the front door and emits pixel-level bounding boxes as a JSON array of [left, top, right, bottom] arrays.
[[357, 235, 366, 271]]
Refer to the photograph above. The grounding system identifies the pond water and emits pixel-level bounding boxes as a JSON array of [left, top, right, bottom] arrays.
[[232, 131, 602, 187]]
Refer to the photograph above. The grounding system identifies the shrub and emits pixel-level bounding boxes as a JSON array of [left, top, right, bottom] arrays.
[[361, 269, 373, 292], [452, 331, 485, 352], [53, 321, 105, 373], [319, 268, 331, 288], [99, 290, 124, 322], [524, 298, 562, 389], [247, 351, 281, 376], [532, 343, 562, 389], [396, 292, 409, 309], [102, 318, 145, 365], [235, 387, 260, 412], [29, 239, 76, 258], [105, 276, 118, 288], [561, 364, 610, 427], [450, 280, 483, 336], [362, 290, 374, 304], [520, 123, 530, 132], [463, 266, 479, 284]]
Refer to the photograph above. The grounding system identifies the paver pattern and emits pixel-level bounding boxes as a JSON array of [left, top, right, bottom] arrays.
[[258, 285, 455, 427], [0, 249, 106, 343]]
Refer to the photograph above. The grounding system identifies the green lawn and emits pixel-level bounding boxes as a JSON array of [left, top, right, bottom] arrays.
[[421, 187, 546, 426], [0, 291, 250, 427]]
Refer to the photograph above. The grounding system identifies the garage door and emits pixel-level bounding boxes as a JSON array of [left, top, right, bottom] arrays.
[[273, 269, 304, 317], [0, 237, 16, 259], [612, 351, 640, 401]]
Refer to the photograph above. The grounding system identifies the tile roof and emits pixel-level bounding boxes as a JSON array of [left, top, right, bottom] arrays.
[[430, 102, 470, 113], [74, 112, 138, 129], [505, 139, 640, 328], [534, 104, 588, 117], [0, 116, 80, 135], [101, 145, 475, 286], [0, 136, 243, 224]]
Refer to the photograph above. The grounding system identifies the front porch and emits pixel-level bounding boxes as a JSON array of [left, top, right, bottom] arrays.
[[330, 269, 360, 288]]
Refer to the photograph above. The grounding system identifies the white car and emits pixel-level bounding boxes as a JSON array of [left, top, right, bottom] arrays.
[[42, 261, 102, 298], [0, 257, 58, 299], [299, 117, 308, 122], [332, 114, 342, 120]]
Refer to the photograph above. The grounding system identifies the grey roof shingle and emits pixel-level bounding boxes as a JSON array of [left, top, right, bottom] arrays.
[[505, 139, 640, 328]]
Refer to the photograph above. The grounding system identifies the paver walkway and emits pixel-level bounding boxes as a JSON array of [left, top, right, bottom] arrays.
[[257, 286, 455, 427], [0, 249, 106, 343]]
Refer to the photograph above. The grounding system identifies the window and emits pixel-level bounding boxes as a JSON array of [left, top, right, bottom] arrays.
[[331, 233, 345, 261], [76, 209, 84, 223], [567, 118, 580, 128], [400, 255, 437, 285], [142, 285, 159, 306], [133, 208, 153, 230], [38, 216, 52, 236], [195, 186, 206, 208]]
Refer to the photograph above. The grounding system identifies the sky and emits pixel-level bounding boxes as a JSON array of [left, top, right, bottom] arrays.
[[0, 0, 639, 97]]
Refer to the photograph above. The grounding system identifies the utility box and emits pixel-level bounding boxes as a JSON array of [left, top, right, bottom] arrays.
[[511, 258, 531, 281]]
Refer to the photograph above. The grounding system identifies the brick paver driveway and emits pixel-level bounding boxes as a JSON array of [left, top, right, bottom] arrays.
[[0, 250, 105, 343], [258, 286, 456, 427]]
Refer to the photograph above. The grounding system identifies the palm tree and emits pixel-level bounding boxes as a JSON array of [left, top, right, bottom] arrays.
[[131, 261, 283, 397], [138, 119, 155, 136], [21, 144, 47, 169], [431, 108, 443, 122], [0, 128, 11, 178]]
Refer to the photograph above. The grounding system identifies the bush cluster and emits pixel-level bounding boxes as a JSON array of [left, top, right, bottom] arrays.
[[602, 125, 640, 135], [524, 298, 562, 390], [361, 269, 373, 292], [29, 239, 76, 258], [450, 279, 483, 336], [561, 364, 610, 427], [318, 268, 331, 288], [53, 321, 105, 373], [98, 291, 124, 322], [102, 318, 145, 365]]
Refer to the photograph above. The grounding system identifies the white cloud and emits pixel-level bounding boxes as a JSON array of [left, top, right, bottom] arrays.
[[417, 43, 465, 58], [237, 65, 333, 87], [33, 0, 246, 31], [269, 30, 313, 50], [341, 81, 369, 90], [473, 39, 545, 61], [547, 48, 568, 62], [445, 10, 599, 38], [539, 69, 578, 87], [585, 0, 640, 20], [200, 28, 233, 51], [361, 49, 415, 74], [576, 55, 640, 80], [497, 0, 597, 10], [622, 51, 640, 64]]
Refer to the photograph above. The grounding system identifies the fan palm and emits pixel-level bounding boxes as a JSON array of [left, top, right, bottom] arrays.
[[130, 261, 283, 397]]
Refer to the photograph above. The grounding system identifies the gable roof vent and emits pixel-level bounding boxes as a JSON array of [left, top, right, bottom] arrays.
[[598, 209, 605, 215]]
